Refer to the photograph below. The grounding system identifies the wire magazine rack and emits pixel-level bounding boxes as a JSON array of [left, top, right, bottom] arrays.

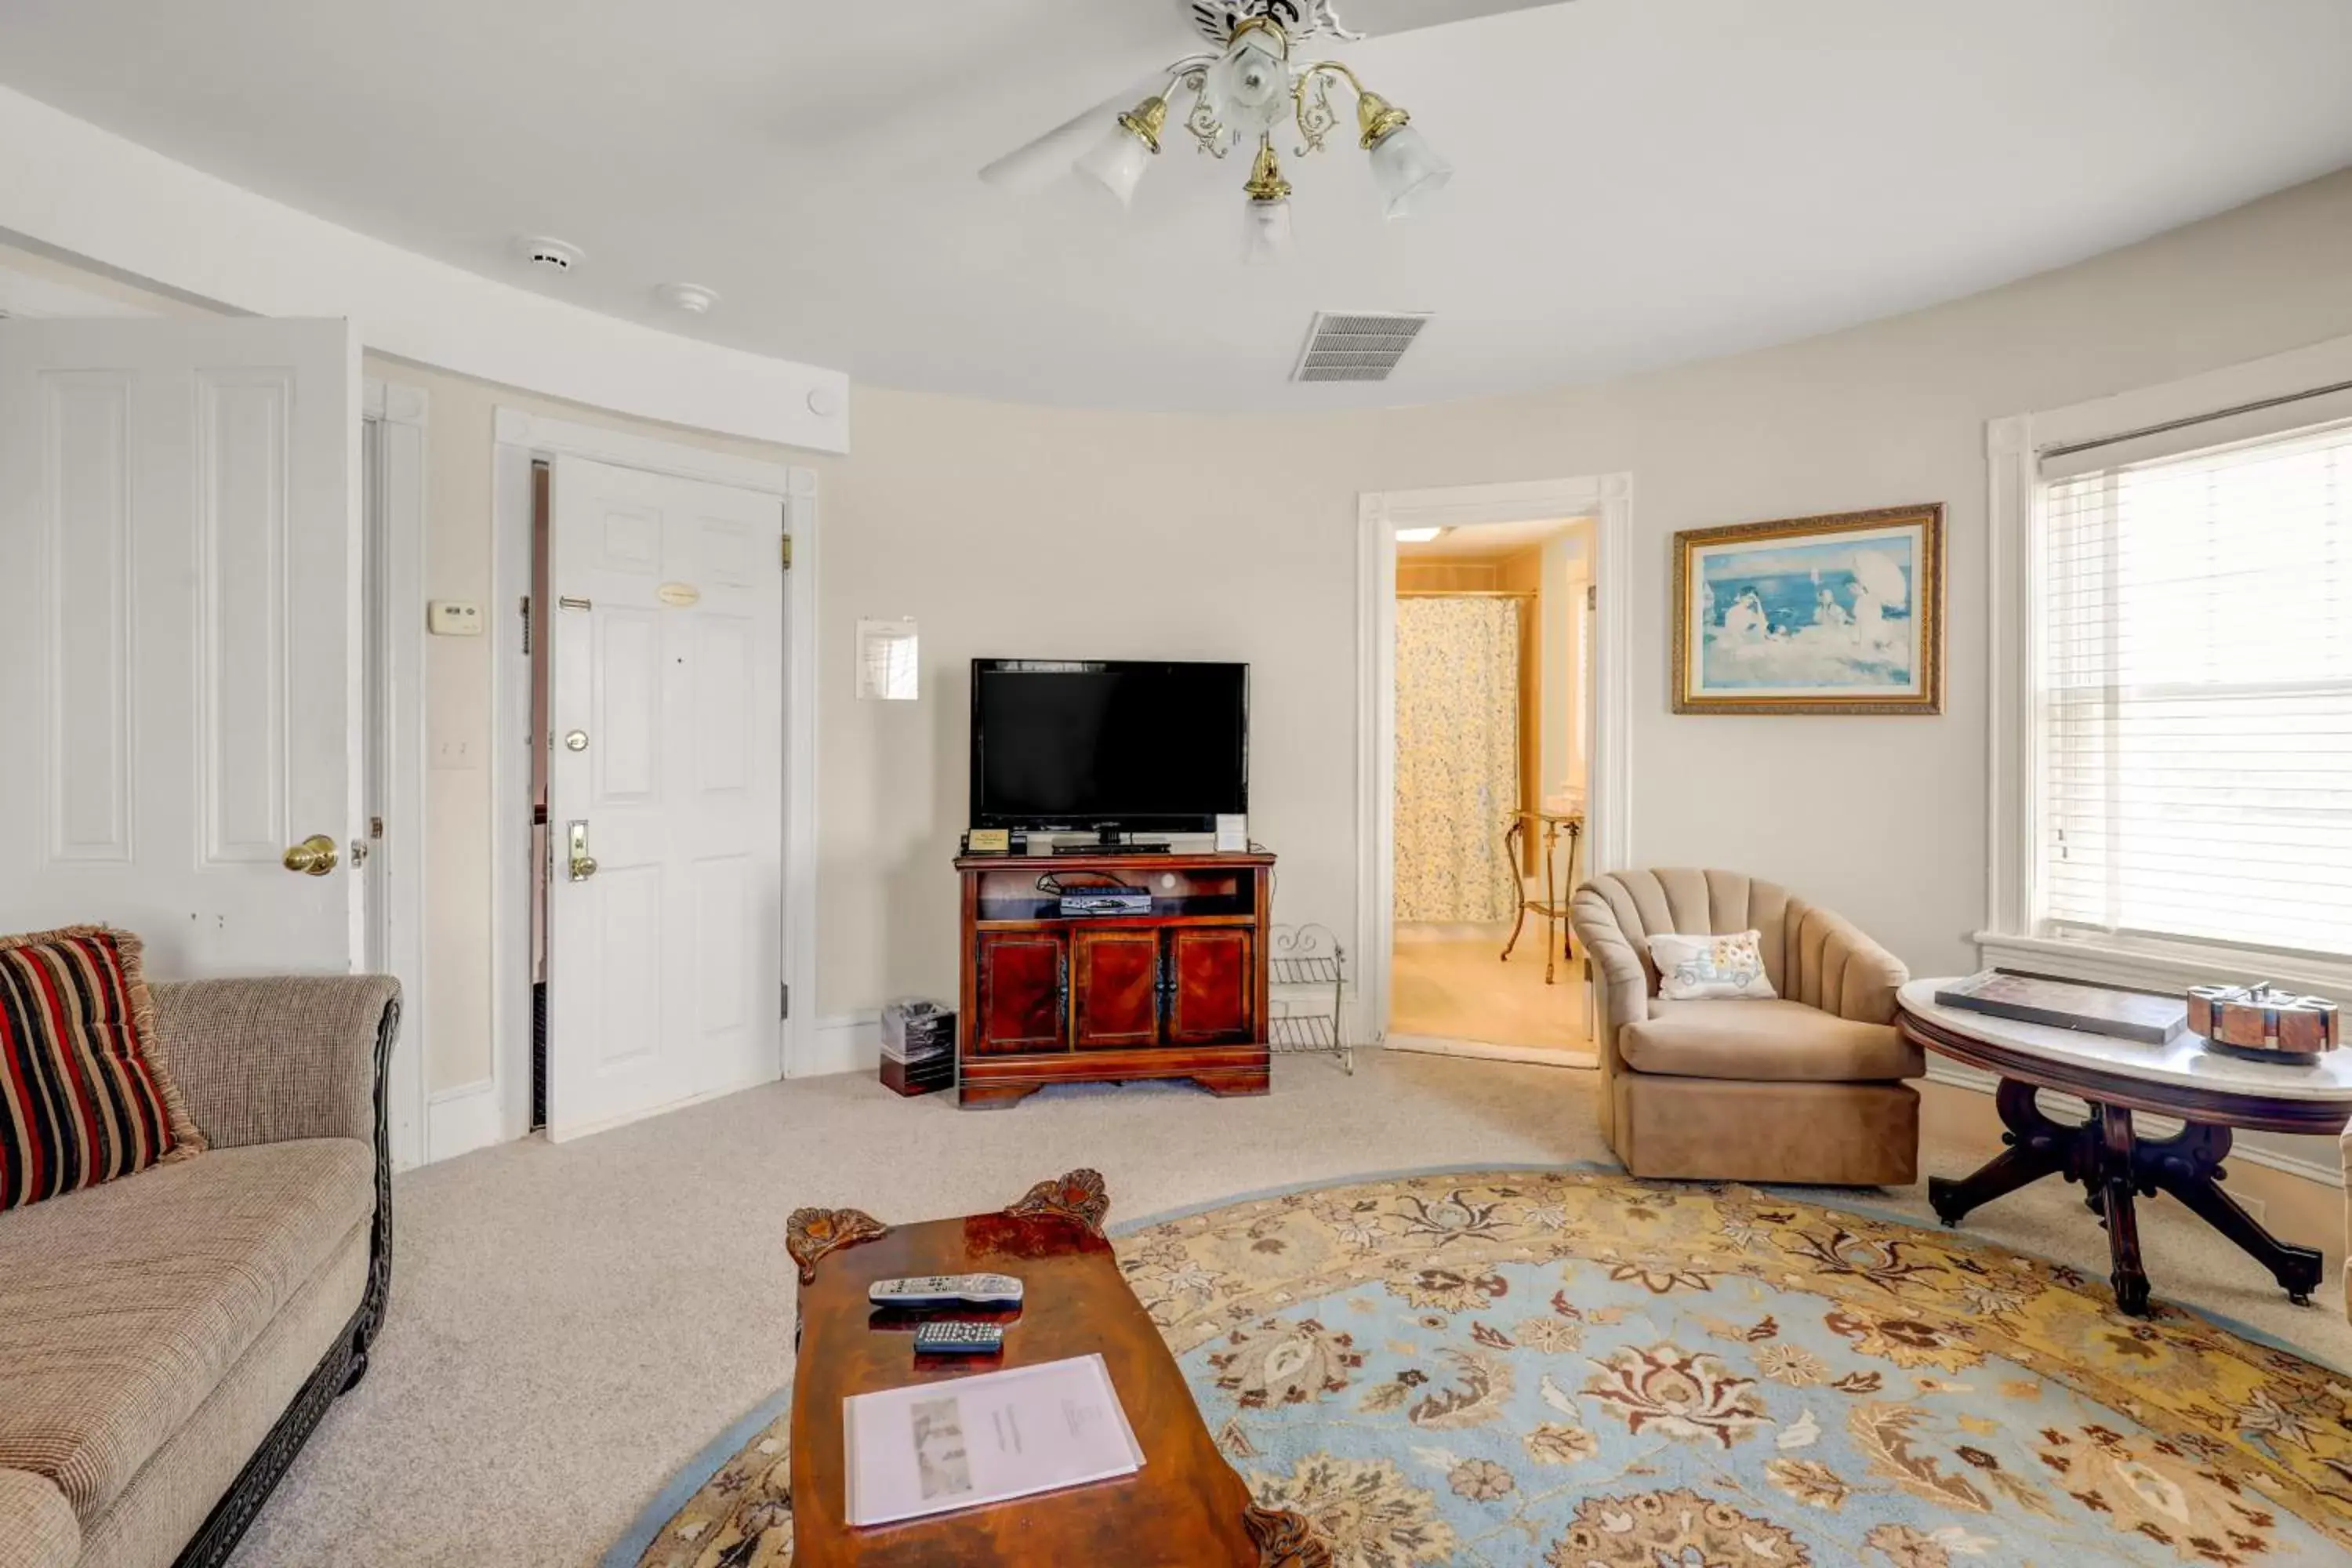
[[1269, 923, 1352, 1073]]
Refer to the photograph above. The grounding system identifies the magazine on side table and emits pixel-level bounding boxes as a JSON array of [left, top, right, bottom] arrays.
[[842, 1353, 1144, 1528]]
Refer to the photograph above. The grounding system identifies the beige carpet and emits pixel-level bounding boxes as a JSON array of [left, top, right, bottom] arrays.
[[227, 1051, 2350, 1567]]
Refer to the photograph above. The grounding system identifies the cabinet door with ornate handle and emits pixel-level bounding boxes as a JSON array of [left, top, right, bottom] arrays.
[[1071, 927, 1163, 1051], [972, 931, 1069, 1055], [1166, 927, 1258, 1047]]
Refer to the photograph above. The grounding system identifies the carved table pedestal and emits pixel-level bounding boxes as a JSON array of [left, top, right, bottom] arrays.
[[1899, 980, 2352, 1319]]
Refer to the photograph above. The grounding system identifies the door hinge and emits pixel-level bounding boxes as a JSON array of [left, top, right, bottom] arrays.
[[780, 982, 790, 1020], [780, 533, 794, 572], [520, 596, 533, 655]]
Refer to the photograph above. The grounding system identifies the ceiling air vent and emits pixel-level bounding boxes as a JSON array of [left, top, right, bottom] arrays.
[[1291, 310, 1432, 383]]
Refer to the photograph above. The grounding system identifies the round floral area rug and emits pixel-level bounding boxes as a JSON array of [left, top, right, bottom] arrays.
[[623, 1170, 2352, 1567]]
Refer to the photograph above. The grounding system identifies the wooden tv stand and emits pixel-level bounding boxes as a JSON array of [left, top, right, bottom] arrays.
[[954, 849, 1275, 1108]]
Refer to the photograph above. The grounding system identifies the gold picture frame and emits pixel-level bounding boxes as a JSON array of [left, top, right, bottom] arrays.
[[1672, 503, 1944, 715]]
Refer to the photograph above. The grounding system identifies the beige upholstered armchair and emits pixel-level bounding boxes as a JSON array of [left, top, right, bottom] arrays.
[[1570, 869, 1923, 1185]]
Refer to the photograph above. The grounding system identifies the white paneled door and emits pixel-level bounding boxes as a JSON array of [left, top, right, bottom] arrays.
[[0, 319, 362, 975], [546, 457, 784, 1140]]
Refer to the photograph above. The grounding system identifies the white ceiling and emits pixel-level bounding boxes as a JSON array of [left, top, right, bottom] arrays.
[[2, 0, 2350, 414]]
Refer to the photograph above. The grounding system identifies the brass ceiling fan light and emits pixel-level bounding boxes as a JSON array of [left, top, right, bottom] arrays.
[[1061, 0, 1456, 257]]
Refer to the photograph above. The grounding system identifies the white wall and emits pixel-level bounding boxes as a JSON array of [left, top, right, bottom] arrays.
[[814, 166, 2352, 1018], [11, 166, 2352, 1155]]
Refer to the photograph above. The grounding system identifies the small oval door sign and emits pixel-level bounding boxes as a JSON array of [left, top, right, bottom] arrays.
[[656, 582, 701, 608]]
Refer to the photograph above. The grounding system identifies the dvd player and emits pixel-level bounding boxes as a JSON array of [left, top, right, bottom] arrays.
[[1057, 891, 1156, 917]]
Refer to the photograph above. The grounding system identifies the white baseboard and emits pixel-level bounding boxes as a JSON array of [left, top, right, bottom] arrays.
[[425, 1079, 503, 1165], [1921, 1061, 2344, 1190], [798, 1011, 882, 1078]]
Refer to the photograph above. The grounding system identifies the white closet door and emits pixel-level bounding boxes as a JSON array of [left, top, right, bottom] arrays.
[[0, 318, 362, 975], [546, 456, 784, 1140]]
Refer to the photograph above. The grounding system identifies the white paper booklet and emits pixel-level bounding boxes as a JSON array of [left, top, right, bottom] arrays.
[[843, 1353, 1143, 1527]]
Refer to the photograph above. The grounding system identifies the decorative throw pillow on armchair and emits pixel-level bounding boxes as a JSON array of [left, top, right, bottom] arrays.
[[1646, 930, 1778, 1000]]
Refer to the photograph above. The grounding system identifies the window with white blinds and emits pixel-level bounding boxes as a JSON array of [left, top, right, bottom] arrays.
[[2038, 419, 2352, 957]]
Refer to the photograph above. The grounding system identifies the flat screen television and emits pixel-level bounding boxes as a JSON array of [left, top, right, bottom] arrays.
[[971, 659, 1248, 837]]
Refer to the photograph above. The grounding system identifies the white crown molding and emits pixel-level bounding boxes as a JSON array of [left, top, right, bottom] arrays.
[[0, 85, 849, 453]]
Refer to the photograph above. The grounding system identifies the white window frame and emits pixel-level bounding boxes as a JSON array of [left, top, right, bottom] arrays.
[[1983, 330, 2352, 1000]]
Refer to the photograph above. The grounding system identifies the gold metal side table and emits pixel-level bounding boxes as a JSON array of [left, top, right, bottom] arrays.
[[1500, 809, 1584, 985]]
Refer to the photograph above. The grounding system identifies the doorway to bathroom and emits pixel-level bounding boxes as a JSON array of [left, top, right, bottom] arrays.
[[1355, 475, 1632, 1069], [1390, 517, 1595, 1061]]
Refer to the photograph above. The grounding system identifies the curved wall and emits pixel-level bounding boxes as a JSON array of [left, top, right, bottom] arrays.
[[813, 168, 2352, 1023], [10, 166, 2352, 1131]]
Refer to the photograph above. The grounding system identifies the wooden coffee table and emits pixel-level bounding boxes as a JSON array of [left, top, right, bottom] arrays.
[[784, 1170, 1326, 1566], [1898, 979, 2352, 1317]]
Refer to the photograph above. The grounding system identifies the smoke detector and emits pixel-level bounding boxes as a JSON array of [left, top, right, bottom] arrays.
[[652, 281, 720, 315], [1291, 310, 1432, 383], [513, 236, 584, 274]]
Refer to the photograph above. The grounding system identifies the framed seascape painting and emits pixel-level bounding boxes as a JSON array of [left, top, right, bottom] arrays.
[[1672, 503, 1944, 714]]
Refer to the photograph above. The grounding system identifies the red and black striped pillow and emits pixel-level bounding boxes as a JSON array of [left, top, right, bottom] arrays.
[[1, 926, 206, 1212]]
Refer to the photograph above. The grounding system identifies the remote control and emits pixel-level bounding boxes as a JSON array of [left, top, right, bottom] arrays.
[[913, 1320, 1006, 1356], [868, 1273, 1024, 1309]]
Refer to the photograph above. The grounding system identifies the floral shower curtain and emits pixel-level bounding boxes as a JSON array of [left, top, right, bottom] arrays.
[[1395, 597, 1522, 923]]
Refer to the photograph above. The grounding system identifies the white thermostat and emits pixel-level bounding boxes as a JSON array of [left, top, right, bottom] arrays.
[[426, 601, 484, 637]]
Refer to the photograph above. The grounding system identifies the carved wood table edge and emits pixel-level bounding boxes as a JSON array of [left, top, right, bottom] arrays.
[[783, 1168, 1328, 1566], [1896, 979, 2352, 1319]]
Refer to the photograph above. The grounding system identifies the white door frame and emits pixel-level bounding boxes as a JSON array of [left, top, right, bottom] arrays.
[[1356, 474, 1634, 1053], [362, 377, 430, 1171], [488, 408, 819, 1148]]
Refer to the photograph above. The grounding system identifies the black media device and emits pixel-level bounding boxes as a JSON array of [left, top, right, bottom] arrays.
[[971, 659, 1249, 849]]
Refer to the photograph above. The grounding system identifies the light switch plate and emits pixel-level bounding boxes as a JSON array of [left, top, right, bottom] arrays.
[[427, 601, 485, 637]]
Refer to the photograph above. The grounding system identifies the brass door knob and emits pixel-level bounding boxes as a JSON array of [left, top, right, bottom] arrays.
[[283, 834, 339, 877], [567, 821, 598, 882]]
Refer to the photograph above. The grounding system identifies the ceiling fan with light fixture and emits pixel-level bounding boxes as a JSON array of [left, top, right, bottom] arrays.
[[980, 0, 1574, 260]]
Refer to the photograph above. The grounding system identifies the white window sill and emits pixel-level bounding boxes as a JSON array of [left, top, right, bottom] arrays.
[[1970, 930, 2352, 1004]]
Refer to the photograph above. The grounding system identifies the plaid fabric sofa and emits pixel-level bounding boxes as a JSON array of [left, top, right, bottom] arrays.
[[0, 977, 399, 1568]]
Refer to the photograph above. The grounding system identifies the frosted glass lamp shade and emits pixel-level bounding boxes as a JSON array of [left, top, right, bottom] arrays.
[[1241, 198, 1294, 265], [1367, 124, 1451, 220], [1075, 125, 1152, 206]]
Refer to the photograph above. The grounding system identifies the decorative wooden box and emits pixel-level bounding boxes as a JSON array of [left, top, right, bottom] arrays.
[[2187, 983, 2340, 1061]]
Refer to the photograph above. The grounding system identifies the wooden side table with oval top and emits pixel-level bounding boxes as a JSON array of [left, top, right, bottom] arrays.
[[785, 1170, 1327, 1567], [1897, 979, 2352, 1318]]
